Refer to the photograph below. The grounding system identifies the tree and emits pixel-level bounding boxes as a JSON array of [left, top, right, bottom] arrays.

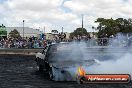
[[9, 29, 21, 39], [51, 30, 58, 34], [0, 24, 6, 28], [70, 28, 90, 38], [95, 18, 132, 38]]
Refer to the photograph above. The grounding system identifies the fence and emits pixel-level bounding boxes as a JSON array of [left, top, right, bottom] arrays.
[[85, 37, 132, 47], [0, 37, 132, 49]]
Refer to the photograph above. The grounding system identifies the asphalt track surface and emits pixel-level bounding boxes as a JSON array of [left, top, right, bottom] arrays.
[[0, 54, 132, 88]]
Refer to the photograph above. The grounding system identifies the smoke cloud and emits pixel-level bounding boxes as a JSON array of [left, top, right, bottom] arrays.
[[86, 33, 132, 76], [87, 53, 132, 75], [50, 34, 132, 81]]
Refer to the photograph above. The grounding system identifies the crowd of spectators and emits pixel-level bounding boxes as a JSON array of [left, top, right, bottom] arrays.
[[1, 36, 131, 48], [0, 37, 48, 49]]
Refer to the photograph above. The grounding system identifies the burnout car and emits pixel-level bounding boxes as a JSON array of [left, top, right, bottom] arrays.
[[35, 42, 97, 81]]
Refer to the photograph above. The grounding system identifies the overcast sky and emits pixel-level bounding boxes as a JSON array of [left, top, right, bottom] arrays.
[[0, 0, 131, 33]]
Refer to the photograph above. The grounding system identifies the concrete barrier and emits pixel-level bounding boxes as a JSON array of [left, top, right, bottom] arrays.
[[0, 48, 43, 55]]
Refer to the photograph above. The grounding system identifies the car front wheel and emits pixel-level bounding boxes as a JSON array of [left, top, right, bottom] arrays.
[[49, 67, 53, 80], [39, 65, 44, 72]]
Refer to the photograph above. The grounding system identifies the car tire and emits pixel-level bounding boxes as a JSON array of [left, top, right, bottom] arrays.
[[76, 76, 85, 84], [49, 67, 53, 80], [39, 65, 44, 72]]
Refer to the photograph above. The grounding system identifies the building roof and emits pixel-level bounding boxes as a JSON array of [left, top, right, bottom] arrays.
[[6, 27, 42, 34]]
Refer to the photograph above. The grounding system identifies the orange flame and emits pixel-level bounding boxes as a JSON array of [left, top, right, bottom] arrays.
[[78, 66, 86, 76]]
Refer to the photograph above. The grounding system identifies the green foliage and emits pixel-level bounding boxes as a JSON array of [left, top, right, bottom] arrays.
[[9, 29, 21, 39], [70, 27, 90, 38], [0, 24, 7, 37], [95, 18, 132, 38]]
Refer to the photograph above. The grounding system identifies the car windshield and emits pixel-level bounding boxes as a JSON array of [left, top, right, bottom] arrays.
[[47, 43, 77, 62]]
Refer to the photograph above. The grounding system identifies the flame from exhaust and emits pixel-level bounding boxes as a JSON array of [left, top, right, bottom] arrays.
[[78, 66, 86, 76]]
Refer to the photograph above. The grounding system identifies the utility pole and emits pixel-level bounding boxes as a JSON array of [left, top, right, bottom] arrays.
[[81, 14, 84, 36], [44, 26, 45, 34], [62, 27, 63, 34], [82, 14, 84, 29], [23, 20, 25, 39]]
